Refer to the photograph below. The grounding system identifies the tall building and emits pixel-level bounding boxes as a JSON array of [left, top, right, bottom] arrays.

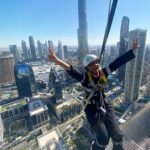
[[9, 45, 19, 63], [118, 16, 129, 83], [28, 99, 49, 130], [29, 36, 36, 60], [77, 0, 89, 65], [0, 53, 15, 83], [14, 62, 37, 98], [144, 46, 150, 63], [48, 67, 56, 91], [124, 29, 147, 103], [54, 79, 63, 101], [63, 45, 69, 59], [42, 41, 48, 59], [145, 75, 150, 98], [57, 41, 64, 60], [21, 40, 29, 61], [37, 40, 43, 59], [48, 40, 54, 49]]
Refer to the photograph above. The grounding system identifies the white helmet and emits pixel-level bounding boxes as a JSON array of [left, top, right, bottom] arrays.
[[83, 54, 99, 67]]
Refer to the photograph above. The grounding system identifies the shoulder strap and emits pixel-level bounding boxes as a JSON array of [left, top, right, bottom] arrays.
[[87, 72, 97, 89]]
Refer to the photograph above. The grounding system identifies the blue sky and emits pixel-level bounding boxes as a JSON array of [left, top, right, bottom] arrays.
[[0, 0, 150, 48]]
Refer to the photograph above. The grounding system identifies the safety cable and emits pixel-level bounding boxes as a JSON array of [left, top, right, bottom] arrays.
[[99, 0, 118, 65]]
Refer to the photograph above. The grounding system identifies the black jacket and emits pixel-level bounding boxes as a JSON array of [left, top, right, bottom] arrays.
[[67, 50, 135, 126], [67, 49, 135, 105]]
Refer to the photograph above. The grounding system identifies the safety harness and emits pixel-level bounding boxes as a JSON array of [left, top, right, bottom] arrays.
[[86, 70, 107, 105]]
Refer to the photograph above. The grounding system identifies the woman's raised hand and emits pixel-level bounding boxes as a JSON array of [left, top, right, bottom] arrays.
[[132, 38, 139, 51], [48, 47, 59, 62]]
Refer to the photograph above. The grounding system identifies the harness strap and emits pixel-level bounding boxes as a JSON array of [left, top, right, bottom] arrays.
[[86, 90, 95, 105], [86, 71, 107, 105], [112, 140, 123, 146]]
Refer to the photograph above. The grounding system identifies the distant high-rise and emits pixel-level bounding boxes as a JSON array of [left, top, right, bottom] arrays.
[[57, 41, 64, 60], [0, 53, 15, 83], [63, 45, 69, 59], [37, 40, 43, 59], [9, 45, 19, 63], [144, 46, 150, 63], [29, 36, 36, 60], [118, 16, 129, 83], [124, 29, 147, 103], [21, 40, 29, 61], [14, 62, 37, 98], [48, 40, 54, 49], [77, 0, 88, 65], [42, 41, 48, 59]]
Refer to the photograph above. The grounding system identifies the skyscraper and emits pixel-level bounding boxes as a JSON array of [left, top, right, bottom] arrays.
[[21, 40, 29, 61], [54, 79, 63, 101], [14, 62, 37, 98], [42, 41, 48, 59], [9, 45, 19, 63], [29, 36, 36, 60], [77, 0, 89, 65], [63, 45, 68, 59], [57, 41, 64, 60], [124, 29, 147, 103], [118, 16, 129, 83], [48, 67, 56, 91], [0, 53, 15, 83], [37, 40, 43, 59], [145, 75, 150, 98]]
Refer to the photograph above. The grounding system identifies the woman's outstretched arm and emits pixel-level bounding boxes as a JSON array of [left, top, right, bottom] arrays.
[[48, 47, 71, 70]]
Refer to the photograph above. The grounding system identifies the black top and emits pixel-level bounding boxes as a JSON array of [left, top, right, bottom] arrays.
[[66, 50, 135, 108]]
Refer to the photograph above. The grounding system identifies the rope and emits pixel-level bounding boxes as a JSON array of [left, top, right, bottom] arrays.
[[99, 0, 118, 64]]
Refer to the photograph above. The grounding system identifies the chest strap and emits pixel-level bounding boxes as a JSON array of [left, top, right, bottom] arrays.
[[86, 71, 107, 105]]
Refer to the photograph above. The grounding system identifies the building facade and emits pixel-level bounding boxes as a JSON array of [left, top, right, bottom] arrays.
[[29, 36, 36, 60], [21, 40, 29, 61], [57, 41, 64, 60], [9, 45, 19, 63], [37, 40, 43, 59], [48, 67, 56, 91], [0, 98, 49, 140], [118, 16, 129, 84], [14, 63, 37, 98], [145, 75, 150, 98], [28, 100, 49, 130], [0, 54, 15, 83], [124, 29, 147, 103], [77, 0, 89, 65]]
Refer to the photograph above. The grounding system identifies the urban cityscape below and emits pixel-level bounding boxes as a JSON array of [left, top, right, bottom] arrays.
[[0, 0, 150, 150]]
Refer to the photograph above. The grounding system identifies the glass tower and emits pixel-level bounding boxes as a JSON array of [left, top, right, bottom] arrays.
[[29, 36, 36, 60], [14, 62, 37, 98], [21, 40, 29, 61], [118, 16, 129, 84], [77, 0, 89, 65], [124, 29, 147, 103]]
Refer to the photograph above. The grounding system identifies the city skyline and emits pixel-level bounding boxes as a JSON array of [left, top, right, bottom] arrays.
[[0, 0, 150, 48]]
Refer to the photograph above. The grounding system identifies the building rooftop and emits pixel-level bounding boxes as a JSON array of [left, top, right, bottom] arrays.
[[28, 99, 48, 116], [0, 98, 28, 113], [37, 127, 68, 150], [56, 98, 81, 110]]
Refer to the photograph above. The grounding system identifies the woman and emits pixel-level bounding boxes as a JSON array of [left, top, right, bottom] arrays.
[[48, 40, 138, 150]]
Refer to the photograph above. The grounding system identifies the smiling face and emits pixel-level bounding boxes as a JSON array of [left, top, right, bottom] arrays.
[[87, 60, 100, 77]]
